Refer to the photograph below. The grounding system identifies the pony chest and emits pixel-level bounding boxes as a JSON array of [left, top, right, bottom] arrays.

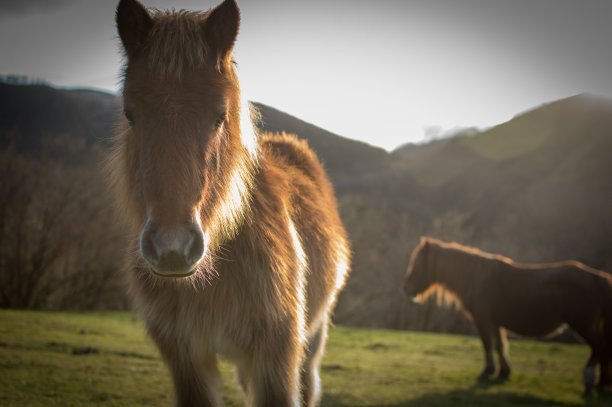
[[139, 283, 255, 356]]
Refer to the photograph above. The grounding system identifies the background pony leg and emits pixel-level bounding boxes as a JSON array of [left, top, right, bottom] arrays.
[[475, 320, 497, 381], [494, 327, 511, 380], [599, 350, 612, 389], [568, 318, 605, 393], [583, 351, 601, 394], [597, 313, 612, 389]]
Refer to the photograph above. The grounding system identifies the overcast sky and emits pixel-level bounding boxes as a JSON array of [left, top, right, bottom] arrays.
[[1, 0, 611, 151]]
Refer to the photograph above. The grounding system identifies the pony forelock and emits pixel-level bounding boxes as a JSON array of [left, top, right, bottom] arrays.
[[139, 8, 236, 78]]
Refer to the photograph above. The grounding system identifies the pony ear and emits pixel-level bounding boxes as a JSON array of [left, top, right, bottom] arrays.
[[116, 0, 153, 59], [203, 0, 240, 61], [420, 237, 433, 250]]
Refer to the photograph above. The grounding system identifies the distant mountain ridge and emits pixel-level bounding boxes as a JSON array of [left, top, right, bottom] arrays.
[[254, 102, 392, 188], [0, 83, 117, 155], [389, 93, 612, 277], [2, 82, 611, 333]]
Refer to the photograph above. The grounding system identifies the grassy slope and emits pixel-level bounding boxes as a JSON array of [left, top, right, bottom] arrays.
[[0, 311, 609, 407]]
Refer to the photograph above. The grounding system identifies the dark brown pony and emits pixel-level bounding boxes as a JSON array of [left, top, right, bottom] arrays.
[[110, 1, 350, 405], [402, 237, 612, 393]]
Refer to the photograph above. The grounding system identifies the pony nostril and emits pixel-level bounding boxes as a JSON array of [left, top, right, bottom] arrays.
[[140, 221, 160, 266], [139, 218, 205, 276], [184, 226, 205, 266]]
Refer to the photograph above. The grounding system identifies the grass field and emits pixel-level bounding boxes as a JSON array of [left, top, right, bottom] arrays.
[[0, 310, 609, 406]]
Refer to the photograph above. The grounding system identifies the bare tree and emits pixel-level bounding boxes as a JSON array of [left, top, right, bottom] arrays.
[[0, 147, 128, 309]]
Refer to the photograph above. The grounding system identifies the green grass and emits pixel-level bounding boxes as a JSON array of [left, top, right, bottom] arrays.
[[0, 310, 609, 406]]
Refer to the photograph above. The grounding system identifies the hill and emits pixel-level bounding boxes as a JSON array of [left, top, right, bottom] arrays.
[[255, 102, 392, 188], [397, 94, 612, 264], [0, 82, 117, 157], [1, 82, 612, 334]]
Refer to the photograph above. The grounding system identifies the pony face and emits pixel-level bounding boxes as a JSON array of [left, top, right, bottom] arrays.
[[115, 0, 246, 277], [402, 239, 433, 301]]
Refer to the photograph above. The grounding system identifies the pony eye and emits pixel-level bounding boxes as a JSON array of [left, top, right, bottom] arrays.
[[124, 109, 135, 126], [214, 112, 227, 130]]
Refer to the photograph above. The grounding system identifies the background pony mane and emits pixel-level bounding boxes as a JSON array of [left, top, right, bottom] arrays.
[[425, 237, 515, 265], [417, 283, 462, 310], [143, 9, 215, 78]]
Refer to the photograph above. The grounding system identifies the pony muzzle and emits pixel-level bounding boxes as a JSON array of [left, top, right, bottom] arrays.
[[139, 218, 207, 277], [401, 282, 422, 303]]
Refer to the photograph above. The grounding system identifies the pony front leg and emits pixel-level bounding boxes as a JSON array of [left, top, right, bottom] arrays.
[[244, 323, 304, 407], [165, 350, 223, 407], [301, 320, 328, 407]]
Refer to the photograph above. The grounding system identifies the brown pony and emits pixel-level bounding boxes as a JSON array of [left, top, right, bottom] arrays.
[[402, 237, 612, 393], [110, 1, 350, 405]]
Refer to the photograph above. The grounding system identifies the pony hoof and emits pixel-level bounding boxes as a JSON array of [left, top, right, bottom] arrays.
[[477, 372, 492, 382], [497, 369, 511, 381]]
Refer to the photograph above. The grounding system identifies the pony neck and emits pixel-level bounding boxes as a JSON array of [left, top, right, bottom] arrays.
[[429, 242, 474, 299]]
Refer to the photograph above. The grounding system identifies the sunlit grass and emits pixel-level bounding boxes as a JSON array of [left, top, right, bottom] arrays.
[[0, 310, 609, 406]]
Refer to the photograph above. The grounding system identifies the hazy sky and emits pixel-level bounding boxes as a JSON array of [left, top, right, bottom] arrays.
[[1, 0, 611, 151]]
